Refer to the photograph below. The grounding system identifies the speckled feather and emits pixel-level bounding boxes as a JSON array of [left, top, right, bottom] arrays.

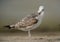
[[15, 14, 38, 28]]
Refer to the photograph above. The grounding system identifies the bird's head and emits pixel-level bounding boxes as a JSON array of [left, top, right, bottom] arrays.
[[37, 6, 44, 15]]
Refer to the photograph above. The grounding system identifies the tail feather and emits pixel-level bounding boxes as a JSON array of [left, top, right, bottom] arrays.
[[4, 25, 15, 29], [4, 25, 11, 29]]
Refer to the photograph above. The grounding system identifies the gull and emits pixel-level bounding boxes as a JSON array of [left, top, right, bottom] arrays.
[[4, 6, 44, 38]]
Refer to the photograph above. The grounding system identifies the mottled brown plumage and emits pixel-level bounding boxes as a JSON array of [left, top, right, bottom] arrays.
[[15, 16, 38, 28]]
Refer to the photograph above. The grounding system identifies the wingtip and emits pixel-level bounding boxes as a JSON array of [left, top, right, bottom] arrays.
[[4, 25, 11, 29]]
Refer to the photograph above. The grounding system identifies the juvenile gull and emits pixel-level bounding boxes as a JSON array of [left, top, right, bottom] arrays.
[[4, 6, 44, 38]]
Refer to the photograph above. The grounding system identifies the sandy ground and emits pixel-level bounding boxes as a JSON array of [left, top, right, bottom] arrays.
[[0, 30, 60, 42], [0, 36, 60, 42], [0, 29, 60, 42]]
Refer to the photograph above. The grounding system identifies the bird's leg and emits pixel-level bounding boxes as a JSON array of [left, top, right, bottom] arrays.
[[28, 30, 31, 39]]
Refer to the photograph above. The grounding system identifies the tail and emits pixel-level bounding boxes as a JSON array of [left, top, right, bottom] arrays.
[[37, 6, 44, 14], [4, 25, 15, 29]]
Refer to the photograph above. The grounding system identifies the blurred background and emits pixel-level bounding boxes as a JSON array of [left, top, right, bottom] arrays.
[[0, 0, 60, 32]]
